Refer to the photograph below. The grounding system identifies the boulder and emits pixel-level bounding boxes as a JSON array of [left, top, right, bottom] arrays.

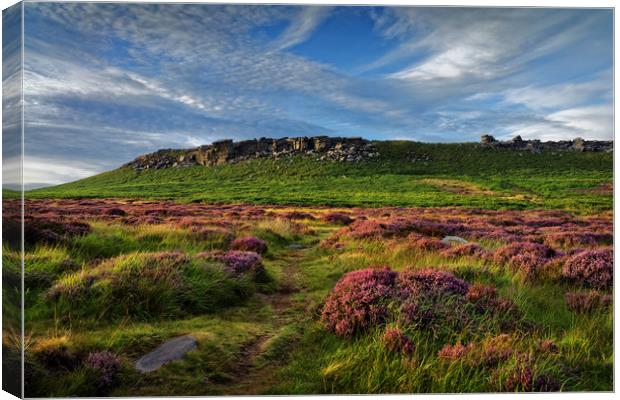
[[135, 335, 198, 373], [441, 236, 468, 246], [572, 137, 585, 152], [480, 134, 497, 145]]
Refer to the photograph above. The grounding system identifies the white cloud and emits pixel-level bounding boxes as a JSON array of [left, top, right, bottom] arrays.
[[22, 155, 110, 187], [373, 8, 607, 84], [502, 104, 613, 141], [16, 4, 614, 186], [270, 6, 331, 52], [547, 104, 613, 140], [502, 72, 611, 110]]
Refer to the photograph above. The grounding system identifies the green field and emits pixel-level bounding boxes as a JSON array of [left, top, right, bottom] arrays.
[[24, 141, 612, 212]]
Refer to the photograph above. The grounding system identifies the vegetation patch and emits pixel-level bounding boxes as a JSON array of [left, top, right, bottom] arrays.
[[46, 252, 254, 320]]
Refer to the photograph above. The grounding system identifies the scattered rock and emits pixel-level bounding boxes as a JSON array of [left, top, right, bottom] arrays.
[[135, 335, 198, 373], [287, 244, 305, 250], [481, 134, 497, 145], [124, 136, 381, 171], [441, 236, 468, 246], [480, 135, 612, 153]]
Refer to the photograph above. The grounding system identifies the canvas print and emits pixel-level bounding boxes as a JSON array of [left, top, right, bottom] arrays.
[[1, 2, 614, 397]]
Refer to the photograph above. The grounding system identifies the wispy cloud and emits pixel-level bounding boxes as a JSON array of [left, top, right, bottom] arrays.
[[17, 4, 613, 186], [270, 6, 332, 51]]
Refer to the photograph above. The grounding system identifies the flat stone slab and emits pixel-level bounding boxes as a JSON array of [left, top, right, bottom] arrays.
[[441, 236, 468, 245], [135, 335, 197, 373]]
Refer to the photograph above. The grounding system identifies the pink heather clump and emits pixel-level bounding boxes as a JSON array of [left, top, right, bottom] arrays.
[[465, 285, 520, 323], [438, 342, 475, 361], [409, 237, 450, 252], [478, 334, 514, 366], [344, 219, 411, 239], [322, 212, 354, 225], [321, 267, 398, 337], [533, 375, 561, 392], [504, 354, 534, 392], [493, 242, 556, 265], [103, 207, 127, 216], [230, 236, 268, 254], [24, 218, 91, 245], [85, 351, 122, 388], [441, 243, 487, 259], [503, 354, 560, 392], [382, 327, 415, 355], [399, 300, 438, 329], [466, 284, 497, 311], [345, 220, 387, 239], [562, 249, 613, 289], [397, 269, 469, 298], [508, 253, 547, 278], [564, 290, 612, 313], [544, 232, 596, 249], [218, 251, 263, 275], [282, 211, 315, 220]]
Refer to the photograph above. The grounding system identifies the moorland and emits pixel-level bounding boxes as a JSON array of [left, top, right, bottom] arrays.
[[2, 139, 613, 395]]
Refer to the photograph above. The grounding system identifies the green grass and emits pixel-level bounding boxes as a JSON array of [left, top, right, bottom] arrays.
[[19, 215, 613, 395], [25, 141, 613, 212], [14, 140, 613, 395]]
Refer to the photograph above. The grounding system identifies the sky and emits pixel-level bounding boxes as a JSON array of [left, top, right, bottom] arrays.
[[2, 3, 614, 188]]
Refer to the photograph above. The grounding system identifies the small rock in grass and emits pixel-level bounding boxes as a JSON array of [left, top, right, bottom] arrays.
[[441, 236, 468, 246], [135, 335, 198, 373]]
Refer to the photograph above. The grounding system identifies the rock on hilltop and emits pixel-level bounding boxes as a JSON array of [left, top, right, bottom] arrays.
[[122, 134, 613, 171], [480, 135, 613, 153], [123, 136, 380, 171]]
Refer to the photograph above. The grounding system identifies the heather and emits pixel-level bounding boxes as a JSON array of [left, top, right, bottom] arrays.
[[85, 351, 122, 391], [321, 267, 397, 337], [230, 236, 268, 254], [18, 199, 612, 396], [562, 249, 613, 289]]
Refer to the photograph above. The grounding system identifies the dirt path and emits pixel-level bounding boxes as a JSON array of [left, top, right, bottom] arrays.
[[221, 246, 308, 395]]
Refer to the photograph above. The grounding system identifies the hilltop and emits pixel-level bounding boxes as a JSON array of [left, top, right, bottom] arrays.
[[26, 136, 612, 212], [121, 135, 611, 172]]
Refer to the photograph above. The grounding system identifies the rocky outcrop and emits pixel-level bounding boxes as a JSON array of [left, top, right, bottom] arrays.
[[124, 136, 380, 171], [479, 135, 613, 153], [122, 134, 613, 172]]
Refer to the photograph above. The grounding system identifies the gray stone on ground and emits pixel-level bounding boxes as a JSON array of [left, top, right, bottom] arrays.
[[135, 335, 197, 373], [441, 236, 468, 246], [287, 244, 305, 250]]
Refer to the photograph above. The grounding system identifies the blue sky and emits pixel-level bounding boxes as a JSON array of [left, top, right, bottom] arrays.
[[6, 4, 614, 187]]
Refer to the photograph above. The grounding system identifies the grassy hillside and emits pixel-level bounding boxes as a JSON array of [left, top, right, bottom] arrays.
[[26, 141, 612, 212]]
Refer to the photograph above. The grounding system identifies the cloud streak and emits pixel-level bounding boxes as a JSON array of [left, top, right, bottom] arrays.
[[16, 4, 613, 187]]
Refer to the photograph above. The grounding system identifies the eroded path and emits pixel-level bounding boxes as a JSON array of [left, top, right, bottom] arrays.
[[220, 245, 310, 395], [107, 242, 318, 396]]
